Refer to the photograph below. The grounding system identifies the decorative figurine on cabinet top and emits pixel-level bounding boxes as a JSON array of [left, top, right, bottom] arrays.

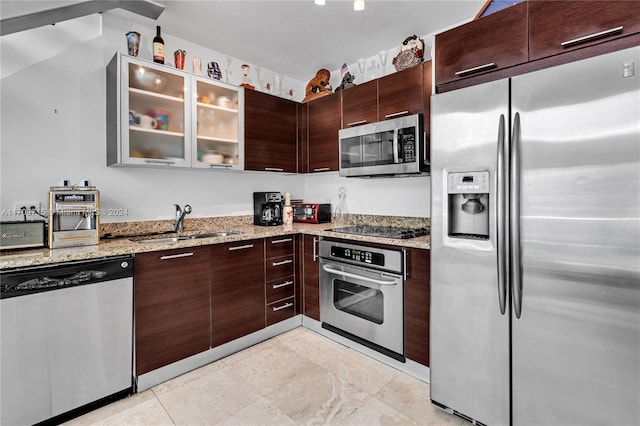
[[207, 62, 222, 80], [239, 64, 255, 90], [335, 63, 356, 92], [302, 68, 333, 103], [392, 34, 425, 71]]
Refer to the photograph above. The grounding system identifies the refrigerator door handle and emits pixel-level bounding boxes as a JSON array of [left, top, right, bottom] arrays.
[[496, 114, 507, 315], [510, 112, 523, 318]]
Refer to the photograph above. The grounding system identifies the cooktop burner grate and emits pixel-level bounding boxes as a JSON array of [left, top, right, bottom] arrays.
[[327, 225, 428, 239]]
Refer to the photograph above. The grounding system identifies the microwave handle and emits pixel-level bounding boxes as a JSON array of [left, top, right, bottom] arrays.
[[393, 129, 399, 164]]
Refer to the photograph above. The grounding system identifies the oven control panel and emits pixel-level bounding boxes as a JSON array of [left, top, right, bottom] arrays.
[[330, 246, 385, 267]]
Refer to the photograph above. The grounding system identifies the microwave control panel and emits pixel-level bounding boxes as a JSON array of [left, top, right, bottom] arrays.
[[399, 127, 416, 163]]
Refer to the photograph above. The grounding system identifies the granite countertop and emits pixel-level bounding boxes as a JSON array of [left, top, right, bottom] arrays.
[[0, 216, 430, 270]]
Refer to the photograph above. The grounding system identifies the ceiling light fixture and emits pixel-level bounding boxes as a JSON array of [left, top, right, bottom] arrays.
[[354, 0, 365, 11], [314, 0, 325, 5]]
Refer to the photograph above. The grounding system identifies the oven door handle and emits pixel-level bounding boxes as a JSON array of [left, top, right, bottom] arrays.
[[322, 264, 399, 286]]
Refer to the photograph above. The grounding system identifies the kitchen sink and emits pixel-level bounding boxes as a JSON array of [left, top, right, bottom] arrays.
[[133, 231, 242, 243]]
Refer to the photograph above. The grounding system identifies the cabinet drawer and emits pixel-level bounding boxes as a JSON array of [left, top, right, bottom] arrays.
[[529, 1, 640, 61], [266, 276, 295, 304], [435, 2, 528, 86], [266, 296, 295, 326], [266, 236, 294, 259], [266, 255, 294, 281]]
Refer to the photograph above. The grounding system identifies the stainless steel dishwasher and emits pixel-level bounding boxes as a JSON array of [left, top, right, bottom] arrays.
[[1, 255, 134, 426]]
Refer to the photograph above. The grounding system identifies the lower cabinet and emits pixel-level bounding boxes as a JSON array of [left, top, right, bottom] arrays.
[[134, 246, 211, 375], [211, 239, 265, 347], [302, 234, 320, 321], [403, 247, 430, 366], [265, 236, 296, 325]]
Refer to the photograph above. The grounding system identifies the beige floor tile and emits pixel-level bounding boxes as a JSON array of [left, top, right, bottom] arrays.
[[88, 397, 173, 426], [267, 364, 369, 425], [152, 360, 227, 395], [156, 366, 263, 425], [319, 347, 400, 396], [279, 328, 352, 365], [228, 342, 318, 395], [214, 396, 298, 426], [339, 397, 419, 426], [63, 391, 157, 425], [375, 374, 465, 426]]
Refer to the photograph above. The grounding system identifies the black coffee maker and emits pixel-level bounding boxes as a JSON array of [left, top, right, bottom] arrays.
[[253, 192, 283, 226]]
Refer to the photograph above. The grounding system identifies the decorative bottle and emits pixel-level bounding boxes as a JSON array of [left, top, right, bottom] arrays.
[[283, 192, 293, 228], [153, 25, 165, 64]]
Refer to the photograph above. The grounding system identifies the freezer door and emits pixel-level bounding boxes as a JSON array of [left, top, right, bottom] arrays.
[[511, 46, 640, 425], [430, 79, 510, 426]]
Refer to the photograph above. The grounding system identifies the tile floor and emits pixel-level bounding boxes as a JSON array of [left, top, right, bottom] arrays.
[[65, 327, 465, 426]]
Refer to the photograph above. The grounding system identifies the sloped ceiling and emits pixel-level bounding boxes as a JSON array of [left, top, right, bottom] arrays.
[[0, 0, 486, 80]]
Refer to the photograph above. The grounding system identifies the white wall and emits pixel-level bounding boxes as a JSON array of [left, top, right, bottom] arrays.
[[0, 12, 429, 225]]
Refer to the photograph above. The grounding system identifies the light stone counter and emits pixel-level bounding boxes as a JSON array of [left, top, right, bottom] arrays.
[[0, 216, 430, 270]]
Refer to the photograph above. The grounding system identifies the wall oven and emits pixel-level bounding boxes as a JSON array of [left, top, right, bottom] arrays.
[[338, 113, 427, 177], [319, 239, 405, 361]]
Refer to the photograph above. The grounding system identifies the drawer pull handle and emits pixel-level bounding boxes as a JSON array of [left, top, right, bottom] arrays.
[[347, 120, 368, 127], [272, 302, 293, 312], [313, 167, 331, 172], [454, 62, 496, 76], [313, 237, 318, 262], [228, 244, 254, 251], [264, 167, 284, 172], [144, 159, 176, 165], [273, 280, 294, 289], [272, 259, 293, 266], [561, 26, 623, 47], [209, 164, 232, 169], [385, 111, 410, 119], [271, 238, 293, 244], [160, 252, 194, 260]]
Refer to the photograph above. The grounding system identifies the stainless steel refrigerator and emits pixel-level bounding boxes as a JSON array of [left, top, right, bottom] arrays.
[[430, 46, 640, 426]]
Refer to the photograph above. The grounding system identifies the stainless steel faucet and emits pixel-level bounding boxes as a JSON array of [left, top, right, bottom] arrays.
[[174, 204, 192, 233]]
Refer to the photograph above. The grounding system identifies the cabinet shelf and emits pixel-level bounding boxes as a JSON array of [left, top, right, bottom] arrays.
[[129, 87, 185, 103], [196, 135, 238, 144], [130, 126, 185, 137], [196, 102, 237, 114]]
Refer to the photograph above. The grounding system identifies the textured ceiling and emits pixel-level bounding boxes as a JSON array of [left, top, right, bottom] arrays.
[[1, 0, 486, 80]]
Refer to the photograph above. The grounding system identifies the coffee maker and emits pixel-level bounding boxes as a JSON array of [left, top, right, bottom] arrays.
[[253, 192, 283, 226]]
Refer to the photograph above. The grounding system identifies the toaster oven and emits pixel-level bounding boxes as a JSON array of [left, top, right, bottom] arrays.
[[292, 203, 331, 224]]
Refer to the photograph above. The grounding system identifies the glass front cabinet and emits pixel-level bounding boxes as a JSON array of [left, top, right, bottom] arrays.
[[107, 53, 243, 170]]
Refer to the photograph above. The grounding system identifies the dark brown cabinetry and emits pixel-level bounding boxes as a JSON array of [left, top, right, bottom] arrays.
[[244, 90, 298, 173], [211, 239, 265, 347], [301, 234, 320, 321], [435, 1, 528, 87], [305, 93, 341, 172], [528, 0, 640, 61], [341, 64, 428, 128], [134, 246, 211, 375], [265, 236, 296, 325], [403, 248, 430, 366], [341, 80, 378, 128], [378, 63, 426, 121]]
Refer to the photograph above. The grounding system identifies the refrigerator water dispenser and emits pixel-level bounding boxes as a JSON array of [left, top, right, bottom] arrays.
[[447, 171, 490, 239]]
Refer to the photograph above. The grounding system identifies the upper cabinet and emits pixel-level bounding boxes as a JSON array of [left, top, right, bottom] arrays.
[[244, 90, 298, 173], [107, 54, 191, 167], [435, 2, 528, 87], [528, 0, 640, 61], [378, 62, 427, 121], [305, 93, 341, 173], [107, 53, 243, 169], [341, 64, 428, 128], [192, 77, 244, 170], [341, 80, 378, 128]]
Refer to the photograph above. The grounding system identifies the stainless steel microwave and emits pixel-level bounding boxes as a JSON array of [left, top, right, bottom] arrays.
[[338, 113, 428, 177]]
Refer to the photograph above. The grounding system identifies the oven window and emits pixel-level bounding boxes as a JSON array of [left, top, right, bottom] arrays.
[[333, 279, 383, 324]]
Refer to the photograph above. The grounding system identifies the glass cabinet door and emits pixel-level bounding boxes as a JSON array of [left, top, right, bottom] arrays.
[[192, 77, 244, 170], [122, 57, 190, 167]]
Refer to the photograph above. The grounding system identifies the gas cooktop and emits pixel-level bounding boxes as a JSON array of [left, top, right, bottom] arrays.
[[327, 225, 428, 239]]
